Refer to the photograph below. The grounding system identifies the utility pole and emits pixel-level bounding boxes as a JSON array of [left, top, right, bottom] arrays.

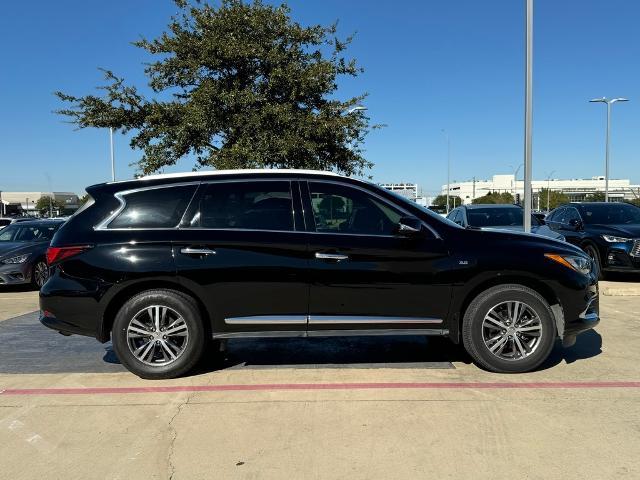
[[523, 0, 533, 233], [472, 177, 476, 201], [442, 130, 451, 214]]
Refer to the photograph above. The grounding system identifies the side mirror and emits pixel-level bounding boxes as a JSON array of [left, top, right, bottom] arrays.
[[396, 216, 423, 236], [568, 218, 582, 230]]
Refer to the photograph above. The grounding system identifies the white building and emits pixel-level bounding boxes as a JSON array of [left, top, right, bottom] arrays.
[[0, 191, 80, 216], [442, 175, 640, 207], [379, 183, 433, 208]]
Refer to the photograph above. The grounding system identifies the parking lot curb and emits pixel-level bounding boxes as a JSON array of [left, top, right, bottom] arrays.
[[600, 282, 640, 296]]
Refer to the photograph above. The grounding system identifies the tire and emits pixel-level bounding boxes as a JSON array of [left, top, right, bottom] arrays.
[[112, 289, 206, 379], [583, 244, 603, 280], [31, 259, 49, 289], [462, 284, 556, 373]]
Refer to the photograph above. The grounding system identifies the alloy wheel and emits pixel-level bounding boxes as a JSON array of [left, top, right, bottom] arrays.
[[34, 261, 49, 288], [482, 300, 543, 361], [126, 305, 190, 366]]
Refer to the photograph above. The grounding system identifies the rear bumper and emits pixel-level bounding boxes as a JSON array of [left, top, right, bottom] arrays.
[[40, 310, 97, 337]]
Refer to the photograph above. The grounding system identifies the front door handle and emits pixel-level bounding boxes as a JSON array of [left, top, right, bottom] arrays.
[[180, 247, 217, 256], [315, 252, 349, 261]]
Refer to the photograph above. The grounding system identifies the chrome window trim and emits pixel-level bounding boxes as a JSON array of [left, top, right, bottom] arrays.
[[94, 182, 200, 231], [305, 179, 442, 239]]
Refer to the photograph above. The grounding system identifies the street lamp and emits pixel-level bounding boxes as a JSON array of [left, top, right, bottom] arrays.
[[345, 105, 367, 115], [589, 97, 629, 202], [109, 127, 115, 182], [544, 170, 555, 212], [510, 163, 523, 199], [442, 130, 451, 214]]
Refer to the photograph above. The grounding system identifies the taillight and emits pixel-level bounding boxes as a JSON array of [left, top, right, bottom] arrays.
[[46, 245, 93, 265]]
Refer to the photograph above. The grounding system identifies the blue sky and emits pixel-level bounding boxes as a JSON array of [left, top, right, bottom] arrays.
[[1, 0, 638, 196]]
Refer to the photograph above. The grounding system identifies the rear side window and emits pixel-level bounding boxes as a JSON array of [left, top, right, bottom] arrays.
[[108, 185, 197, 229], [188, 181, 294, 231]]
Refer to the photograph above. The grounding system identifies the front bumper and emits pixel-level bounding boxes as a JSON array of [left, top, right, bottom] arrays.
[[0, 262, 31, 285], [602, 243, 640, 272], [560, 276, 600, 339]]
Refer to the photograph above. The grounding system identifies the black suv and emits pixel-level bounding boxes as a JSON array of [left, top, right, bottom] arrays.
[[41, 170, 599, 378], [546, 202, 640, 277]]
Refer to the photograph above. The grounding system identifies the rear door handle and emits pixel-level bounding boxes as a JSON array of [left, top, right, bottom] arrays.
[[180, 247, 217, 256], [315, 252, 349, 261]]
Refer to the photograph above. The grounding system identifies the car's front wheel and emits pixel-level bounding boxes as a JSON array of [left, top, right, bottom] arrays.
[[462, 284, 556, 373], [112, 289, 206, 379], [31, 259, 49, 289]]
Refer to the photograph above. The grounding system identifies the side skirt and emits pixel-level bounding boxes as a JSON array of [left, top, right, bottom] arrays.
[[212, 328, 449, 339]]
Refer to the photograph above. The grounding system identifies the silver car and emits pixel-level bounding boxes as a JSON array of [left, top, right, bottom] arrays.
[[0, 220, 64, 288]]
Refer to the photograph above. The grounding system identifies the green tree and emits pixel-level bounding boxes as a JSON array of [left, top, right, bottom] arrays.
[[626, 198, 640, 207], [538, 188, 569, 211], [472, 191, 514, 205], [55, 0, 378, 176], [584, 191, 606, 202], [432, 195, 463, 209], [36, 196, 63, 216]]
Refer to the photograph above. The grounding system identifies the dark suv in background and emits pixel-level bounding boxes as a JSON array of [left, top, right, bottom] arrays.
[[546, 202, 640, 277], [41, 170, 599, 379]]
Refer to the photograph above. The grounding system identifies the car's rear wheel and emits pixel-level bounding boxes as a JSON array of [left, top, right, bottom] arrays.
[[112, 289, 206, 379], [462, 284, 556, 373], [31, 260, 49, 289]]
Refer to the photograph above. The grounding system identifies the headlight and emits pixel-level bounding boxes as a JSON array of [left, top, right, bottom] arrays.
[[545, 253, 592, 275], [2, 254, 30, 264], [602, 235, 631, 243]]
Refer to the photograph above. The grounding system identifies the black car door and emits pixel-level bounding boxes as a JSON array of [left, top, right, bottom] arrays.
[[557, 207, 585, 246], [301, 180, 451, 333], [173, 179, 309, 336]]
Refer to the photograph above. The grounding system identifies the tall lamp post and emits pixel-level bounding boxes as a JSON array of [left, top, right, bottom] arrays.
[[442, 130, 451, 214], [109, 127, 116, 182], [522, 0, 533, 233], [510, 163, 523, 199], [589, 97, 628, 202], [544, 170, 555, 212]]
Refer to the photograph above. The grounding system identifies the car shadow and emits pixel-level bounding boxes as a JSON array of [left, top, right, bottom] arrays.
[[537, 330, 603, 370], [194, 336, 470, 373], [604, 271, 640, 283], [0, 284, 37, 292]]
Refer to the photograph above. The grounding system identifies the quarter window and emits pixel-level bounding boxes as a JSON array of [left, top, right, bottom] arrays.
[[308, 182, 402, 236], [189, 181, 294, 231], [109, 185, 197, 229]]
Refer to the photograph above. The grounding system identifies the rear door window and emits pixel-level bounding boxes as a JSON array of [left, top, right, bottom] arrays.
[[108, 185, 197, 229], [188, 181, 294, 231]]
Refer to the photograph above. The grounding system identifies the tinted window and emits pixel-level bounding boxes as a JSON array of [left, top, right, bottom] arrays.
[[0, 219, 11, 227], [580, 203, 640, 225], [548, 208, 564, 223], [189, 181, 294, 231], [0, 224, 60, 242], [109, 185, 197, 229], [309, 182, 402, 235], [467, 208, 523, 227], [564, 208, 581, 224]]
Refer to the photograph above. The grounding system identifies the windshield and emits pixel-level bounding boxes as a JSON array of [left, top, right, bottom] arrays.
[[466, 208, 539, 227], [0, 224, 60, 242], [580, 203, 640, 225]]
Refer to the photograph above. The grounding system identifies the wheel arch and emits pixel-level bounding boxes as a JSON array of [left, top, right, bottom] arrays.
[[99, 280, 210, 343], [451, 274, 562, 344]]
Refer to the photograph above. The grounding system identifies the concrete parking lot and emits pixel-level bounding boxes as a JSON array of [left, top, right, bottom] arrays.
[[1, 283, 639, 480]]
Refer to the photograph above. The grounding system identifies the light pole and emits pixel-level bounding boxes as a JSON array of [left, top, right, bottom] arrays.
[[545, 170, 555, 212], [522, 0, 533, 233], [442, 130, 451, 214], [510, 163, 523, 199], [345, 105, 367, 115], [589, 97, 628, 202], [109, 127, 115, 182]]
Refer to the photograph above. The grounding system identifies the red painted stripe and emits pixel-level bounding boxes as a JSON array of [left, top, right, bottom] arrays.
[[2, 381, 640, 396]]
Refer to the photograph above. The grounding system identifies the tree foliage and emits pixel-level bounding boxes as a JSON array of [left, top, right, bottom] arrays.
[[472, 191, 514, 205], [584, 192, 606, 202], [55, 0, 377, 175], [35, 196, 64, 216], [538, 188, 569, 211], [432, 195, 463, 209]]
